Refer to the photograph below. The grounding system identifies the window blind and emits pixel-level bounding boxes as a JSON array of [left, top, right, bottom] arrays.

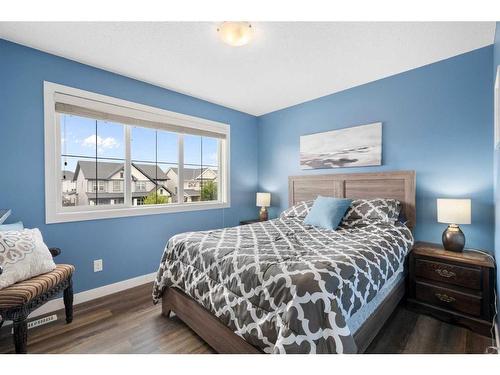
[[54, 93, 227, 139]]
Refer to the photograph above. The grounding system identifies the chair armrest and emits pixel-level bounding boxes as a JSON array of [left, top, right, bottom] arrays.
[[49, 247, 61, 257]]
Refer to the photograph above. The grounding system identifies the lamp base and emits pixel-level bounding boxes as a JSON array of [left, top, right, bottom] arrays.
[[442, 224, 465, 252], [259, 207, 268, 221]]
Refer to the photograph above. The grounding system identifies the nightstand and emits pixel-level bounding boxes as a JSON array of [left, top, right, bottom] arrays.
[[239, 218, 265, 225], [407, 241, 496, 336]]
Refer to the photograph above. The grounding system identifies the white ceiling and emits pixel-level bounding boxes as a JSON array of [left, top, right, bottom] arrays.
[[0, 22, 495, 116]]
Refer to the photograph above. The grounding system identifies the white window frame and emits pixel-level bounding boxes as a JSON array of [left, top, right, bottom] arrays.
[[87, 180, 106, 193], [135, 181, 147, 192], [112, 180, 122, 193], [44, 82, 230, 224], [98, 181, 106, 192]]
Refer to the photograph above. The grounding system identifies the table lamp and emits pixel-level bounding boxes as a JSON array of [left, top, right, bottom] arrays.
[[256, 192, 271, 221], [437, 198, 471, 252]]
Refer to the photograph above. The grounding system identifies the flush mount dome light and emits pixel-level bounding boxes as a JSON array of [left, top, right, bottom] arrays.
[[217, 22, 254, 47]]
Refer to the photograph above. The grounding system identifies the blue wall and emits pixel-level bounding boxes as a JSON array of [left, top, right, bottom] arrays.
[[0, 37, 496, 298], [0, 39, 259, 293], [258, 46, 495, 252]]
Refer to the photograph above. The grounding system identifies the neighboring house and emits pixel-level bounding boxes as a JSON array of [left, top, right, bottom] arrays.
[[71, 160, 172, 206], [165, 167, 218, 202], [61, 170, 76, 206]]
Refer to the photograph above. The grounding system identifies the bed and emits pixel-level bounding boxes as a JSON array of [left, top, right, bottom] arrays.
[[152, 170, 416, 353]]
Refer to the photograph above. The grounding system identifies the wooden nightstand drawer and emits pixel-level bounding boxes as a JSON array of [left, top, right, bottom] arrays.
[[415, 258, 481, 290], [408, 242, 495, 336], [415, 281, 482, 317]]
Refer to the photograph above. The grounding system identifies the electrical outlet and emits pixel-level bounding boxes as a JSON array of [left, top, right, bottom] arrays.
[[93, 259, 103, 272]]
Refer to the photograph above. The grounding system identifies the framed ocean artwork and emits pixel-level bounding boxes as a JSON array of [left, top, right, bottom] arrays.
[[300, 122, 382, 169]]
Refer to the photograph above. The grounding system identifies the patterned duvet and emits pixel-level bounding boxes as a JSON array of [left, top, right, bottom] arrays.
[[152, 217, 413, 354]]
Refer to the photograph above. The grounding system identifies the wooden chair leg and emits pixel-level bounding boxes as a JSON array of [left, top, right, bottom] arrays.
[[63, 279, 74, 324], [13, 317, 28, 354]]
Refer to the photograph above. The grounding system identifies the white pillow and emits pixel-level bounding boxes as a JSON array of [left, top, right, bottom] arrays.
[[0, 228, 56, 290]]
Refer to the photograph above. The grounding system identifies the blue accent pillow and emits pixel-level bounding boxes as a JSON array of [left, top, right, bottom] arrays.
[[304, 197, 352, 230], [0, 221, 24, 231]]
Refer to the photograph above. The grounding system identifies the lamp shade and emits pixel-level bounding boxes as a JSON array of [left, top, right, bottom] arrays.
[[437, 199, 471, 224], [256, 192, 271, 207], [217, 22, 254, 47]]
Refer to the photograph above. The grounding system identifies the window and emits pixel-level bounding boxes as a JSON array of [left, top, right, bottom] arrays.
[[184, 135, 219, 203], [61, 113, 125, 207], [131, 126, 178, 205], [135, 181, 147, 192], [44, 82, 230, 223], [87, 180, 107, 193]]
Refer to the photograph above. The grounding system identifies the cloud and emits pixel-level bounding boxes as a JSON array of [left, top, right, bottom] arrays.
[[82, 135, 119, 150]]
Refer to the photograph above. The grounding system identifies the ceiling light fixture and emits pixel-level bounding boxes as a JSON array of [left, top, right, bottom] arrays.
[[217, 22, 254, 47]]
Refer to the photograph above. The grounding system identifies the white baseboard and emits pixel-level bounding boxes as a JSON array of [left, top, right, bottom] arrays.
[[3, 272, 157, 324], [31, 271, 157, 318]]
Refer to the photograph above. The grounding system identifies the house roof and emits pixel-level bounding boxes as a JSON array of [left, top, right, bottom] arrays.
[[133, 163, 169, 181], [166, 167, 217, 180], [62, 170, 74, 181], [74, 160, 169, 182], [184, 189, 201, 197], [74, 161, 121, 181]]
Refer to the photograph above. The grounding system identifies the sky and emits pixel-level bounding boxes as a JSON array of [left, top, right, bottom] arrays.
[[60, 114, 218, 176]]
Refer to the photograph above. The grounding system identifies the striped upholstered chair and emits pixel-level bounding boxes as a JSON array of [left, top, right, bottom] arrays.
[[0, 248, 74, 354]]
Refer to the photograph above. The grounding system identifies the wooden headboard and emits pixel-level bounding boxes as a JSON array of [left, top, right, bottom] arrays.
[[288, 170, 416, 229]]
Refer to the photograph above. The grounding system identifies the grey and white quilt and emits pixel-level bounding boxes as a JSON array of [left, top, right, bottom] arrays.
[[152, 217, 413, 354]]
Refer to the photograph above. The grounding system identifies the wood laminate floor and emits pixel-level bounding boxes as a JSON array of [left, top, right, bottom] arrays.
[[0, 282, 494, 354]]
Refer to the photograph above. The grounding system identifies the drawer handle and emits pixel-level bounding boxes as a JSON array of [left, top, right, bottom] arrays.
[[435, 293, 456, 303], [435, 268, 456, 278]]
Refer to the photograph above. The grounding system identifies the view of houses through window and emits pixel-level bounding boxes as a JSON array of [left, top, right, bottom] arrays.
[[182, 134, 219, 203], [130, 125, 177, 206], [61, 114, 219, 208]]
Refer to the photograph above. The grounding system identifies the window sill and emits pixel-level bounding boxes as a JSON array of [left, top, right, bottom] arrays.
[[46, 201, 230, 224]]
